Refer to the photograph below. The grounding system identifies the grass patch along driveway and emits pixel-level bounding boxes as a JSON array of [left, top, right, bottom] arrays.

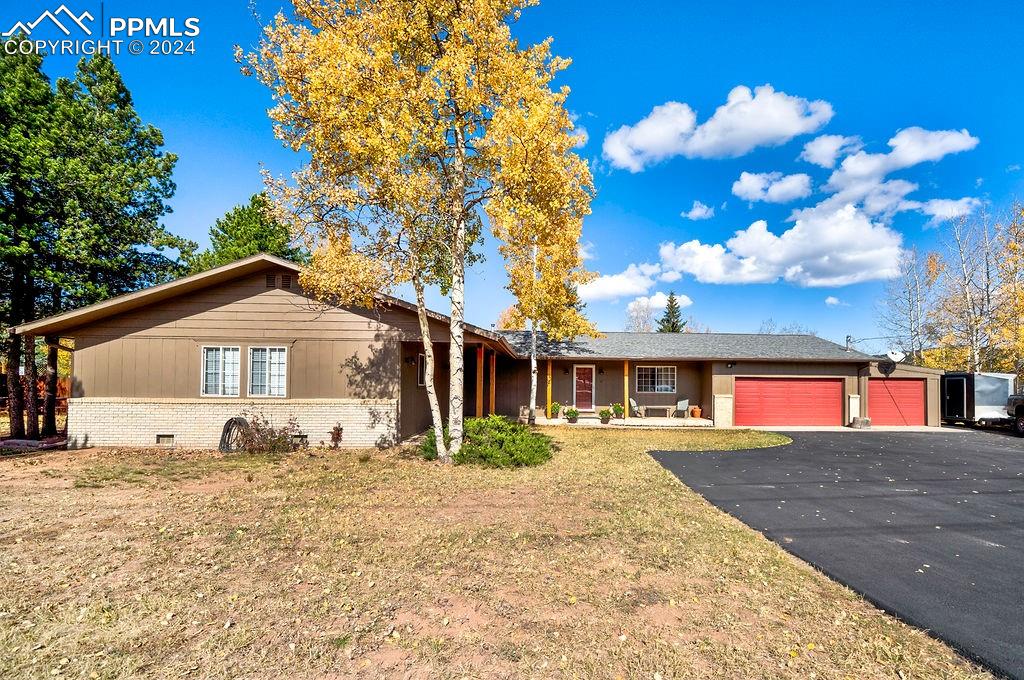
[[0, 428, 989, 679]]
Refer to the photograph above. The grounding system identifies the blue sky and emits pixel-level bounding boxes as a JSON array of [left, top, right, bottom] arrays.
[[9, 0, 1024, 350]]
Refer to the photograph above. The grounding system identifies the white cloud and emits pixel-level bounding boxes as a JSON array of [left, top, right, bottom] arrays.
[[628, 291, 693, 314], [807, 127, 980, 219], [579, 241, 596, 261], [908, 197, 982, 225], [681, 200, 715, 220], [731, 171, 812, 203], [631, 292, 668, 311], [579, 263, 660, 301], [602, 84, 832, 172], [1007, 164, 1021, 172], [658, 204, 902, 287], [800, 134, 862, 168], [659, 270, 682, 283], [824, 296, 843, 306]]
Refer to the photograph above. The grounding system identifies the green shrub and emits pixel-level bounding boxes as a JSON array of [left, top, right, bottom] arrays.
[[598, 408, 612, 421], [550, 401, 562, 417], [420, 415, 553, 468], [611, 402, 625, 418]]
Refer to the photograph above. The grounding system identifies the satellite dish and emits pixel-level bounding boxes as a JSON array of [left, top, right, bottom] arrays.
[[886, 350, 906, 363], [878, 359, 897, 376]]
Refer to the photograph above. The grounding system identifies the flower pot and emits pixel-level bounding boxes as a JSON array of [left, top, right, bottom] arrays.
[[600, 416, 611, 424], [567, 415, 578, 423], [689, 406, 702, 419]]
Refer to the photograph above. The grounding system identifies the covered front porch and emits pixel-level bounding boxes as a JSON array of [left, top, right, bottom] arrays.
[[492, 357, 714, 425]]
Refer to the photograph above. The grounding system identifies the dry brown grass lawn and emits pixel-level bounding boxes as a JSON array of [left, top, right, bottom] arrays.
[[0, 412, 67, 441], [0, 428, 989, 679]]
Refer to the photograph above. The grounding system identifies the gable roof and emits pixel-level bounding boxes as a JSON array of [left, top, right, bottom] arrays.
[[498, 330, 874, 362], [12, 253, 513, 352]]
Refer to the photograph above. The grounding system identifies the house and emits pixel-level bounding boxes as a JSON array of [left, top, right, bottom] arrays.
[[12, 254, 941, 449]]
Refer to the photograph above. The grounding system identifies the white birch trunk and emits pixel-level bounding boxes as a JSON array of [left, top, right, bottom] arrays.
[[527, 243, 538, 425], [413, 275, 449, 462], [448, 230, 466, 454], [447, 123, 468, 456], [528, 319, 538, 425]]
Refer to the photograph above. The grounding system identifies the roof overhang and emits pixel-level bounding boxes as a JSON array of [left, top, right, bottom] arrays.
[[14, 253, 298, 337], [12, 253, 519, 356]]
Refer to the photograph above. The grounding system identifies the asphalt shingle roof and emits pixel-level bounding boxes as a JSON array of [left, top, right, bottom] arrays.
[[498, 330, 873, 362]]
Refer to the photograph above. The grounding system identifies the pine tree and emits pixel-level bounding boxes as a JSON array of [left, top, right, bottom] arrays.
[[183, 193, 308, 273], [2, 49, 189, 438], [656, 292, 687, 332]]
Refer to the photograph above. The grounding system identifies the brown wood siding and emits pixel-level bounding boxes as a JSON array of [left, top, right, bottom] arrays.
[[495, 356, 532, 417], [398, 342, 451, 438], [66, 269, 460, 401]]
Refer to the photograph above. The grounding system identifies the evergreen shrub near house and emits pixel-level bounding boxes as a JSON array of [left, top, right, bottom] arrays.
[[421, 415, 553, 468]]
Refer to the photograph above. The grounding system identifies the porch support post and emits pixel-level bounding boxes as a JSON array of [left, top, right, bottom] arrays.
[[623, 360, 629, 419], [488, 351, 496, 415], [475, 345, 484, 418], [545, 359, 552, 418]]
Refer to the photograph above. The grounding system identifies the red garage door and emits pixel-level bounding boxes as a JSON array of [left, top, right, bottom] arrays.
[[869, 378, 925, 426], [734, 378, 844, 426]]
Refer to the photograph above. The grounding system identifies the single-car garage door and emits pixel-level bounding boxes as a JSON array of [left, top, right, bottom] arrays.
[[734, 377, 844, 426], [869, 378, 925, 426]]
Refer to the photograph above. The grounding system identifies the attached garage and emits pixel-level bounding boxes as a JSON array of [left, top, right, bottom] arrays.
[[734, 377, 844, 426], [869, 378, 926, 426]]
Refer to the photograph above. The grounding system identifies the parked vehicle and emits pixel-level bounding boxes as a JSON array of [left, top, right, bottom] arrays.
[[941, 372, 1015, 427], [1007, 393, 1024, 436]]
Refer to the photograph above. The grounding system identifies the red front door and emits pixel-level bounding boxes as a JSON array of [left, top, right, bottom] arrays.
[[574, 366, 594, 411]]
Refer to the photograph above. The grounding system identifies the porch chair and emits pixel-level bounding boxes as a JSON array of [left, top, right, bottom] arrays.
[[628, 397, 645, 418], [674, 399, 689, 418]]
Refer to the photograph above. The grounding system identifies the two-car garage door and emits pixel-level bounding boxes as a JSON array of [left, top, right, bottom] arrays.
[[734, 378, 844, 426]]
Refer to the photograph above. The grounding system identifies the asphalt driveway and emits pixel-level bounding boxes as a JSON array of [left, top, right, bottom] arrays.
[[652, 429, 1024, 679]]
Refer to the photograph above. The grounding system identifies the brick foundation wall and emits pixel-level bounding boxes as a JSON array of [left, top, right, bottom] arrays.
[[67, 398, 399, 449]]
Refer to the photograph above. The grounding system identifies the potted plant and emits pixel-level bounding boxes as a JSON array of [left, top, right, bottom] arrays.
[[550, 401, 562, 419], [689, 405, 702, 419], [599, 408, 613, 424], [564, 407, 579, 423], [611, 402, 625, 419]]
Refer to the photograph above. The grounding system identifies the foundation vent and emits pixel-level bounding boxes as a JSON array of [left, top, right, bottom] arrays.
[[156, 434, 175, 448]]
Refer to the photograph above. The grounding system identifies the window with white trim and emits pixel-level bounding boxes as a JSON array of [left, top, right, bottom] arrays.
[[249, 346, 288, 397], [202, 346, 240, 396], [416, 353, 426, 387], [636, 365, 676, 393]]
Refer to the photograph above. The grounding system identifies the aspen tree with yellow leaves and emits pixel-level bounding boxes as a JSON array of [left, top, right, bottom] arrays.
[[994, 204, 1024, 376], [246, 0, 592, 459]]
